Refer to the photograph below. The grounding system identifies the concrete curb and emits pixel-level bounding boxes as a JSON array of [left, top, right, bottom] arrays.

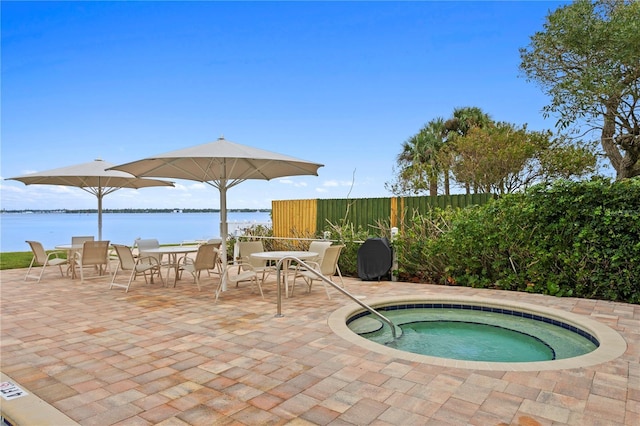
[[1, 372, 79, 426]]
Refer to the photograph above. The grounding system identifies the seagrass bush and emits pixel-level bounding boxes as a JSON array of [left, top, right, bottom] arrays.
[[392, 208, 457, 283], [393, 178, 640, 303]]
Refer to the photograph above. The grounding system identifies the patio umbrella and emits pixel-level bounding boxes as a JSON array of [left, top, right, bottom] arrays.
[[109, 137, 323, 263], [7, 159, 174, 240]]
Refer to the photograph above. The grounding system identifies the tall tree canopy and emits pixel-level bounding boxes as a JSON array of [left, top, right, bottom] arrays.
[[387, 107, 596, 196], [519, 0, 640, 179], [387, 118, 447, 197], [450, 123, 597, 194]]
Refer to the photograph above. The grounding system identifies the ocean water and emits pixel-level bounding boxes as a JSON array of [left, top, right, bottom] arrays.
[[0, 212, 272, 252]]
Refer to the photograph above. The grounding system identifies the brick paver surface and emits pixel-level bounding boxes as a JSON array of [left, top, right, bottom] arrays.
[[1, 265, 638, 425]]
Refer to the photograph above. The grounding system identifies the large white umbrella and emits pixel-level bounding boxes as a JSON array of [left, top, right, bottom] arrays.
[[109, 137, 323, 263], [8, 159, 174, 240]]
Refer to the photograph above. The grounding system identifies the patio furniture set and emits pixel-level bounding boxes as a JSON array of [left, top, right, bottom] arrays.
[[24, 237, 346, 300]]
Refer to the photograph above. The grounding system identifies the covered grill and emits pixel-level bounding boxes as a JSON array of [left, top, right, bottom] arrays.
[[357, 238, 392, 281]]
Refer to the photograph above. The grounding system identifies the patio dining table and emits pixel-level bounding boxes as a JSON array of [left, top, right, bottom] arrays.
[[250, 251, 318, 297], [55, 243, 84, 278], [140, 245, 199, 287]]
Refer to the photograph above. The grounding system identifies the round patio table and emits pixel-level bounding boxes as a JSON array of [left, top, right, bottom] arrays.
[[141, 246, 199, 287], [250, 251, 318, 297]]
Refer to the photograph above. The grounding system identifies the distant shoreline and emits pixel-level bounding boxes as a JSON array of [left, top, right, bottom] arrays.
[[0, 208, 271, 214]]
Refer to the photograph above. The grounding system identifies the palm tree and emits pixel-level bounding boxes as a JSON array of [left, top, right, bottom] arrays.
[[445, 106, 492, 136], [444, 107, 492, 194], [397, 118, 446, 196]]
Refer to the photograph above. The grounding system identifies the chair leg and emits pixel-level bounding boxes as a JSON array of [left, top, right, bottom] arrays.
[[25, 257, 36, 281], [321, 277, 332, 300], [109, 264, 121, 289], [336, 267, 345, 288], [253, 276, 264, 299], [125, 271, 135, 293], [291, 274, 299, 296], [291, 274, 311, 296], [195, 271, 201, 291], [38, 261, 48, 283]]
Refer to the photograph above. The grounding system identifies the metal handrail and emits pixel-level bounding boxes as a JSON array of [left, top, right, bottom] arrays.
[[274, 256, 397, 340]]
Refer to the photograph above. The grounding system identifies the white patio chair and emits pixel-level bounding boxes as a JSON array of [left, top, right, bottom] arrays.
[[287, 240, 332, 269], [307, 240, 333, 263], [236, 240, 274, 285], [135, 238, 165, 279], [74, 240, 111, 284], [110, 244, 162, 292], [136, 238, 160, 260], [216, 259, 264, 302], [24, 240, 69, 283], [71, 235, 94, 245], [177, 243, 220, 291], [292, 245, 345, 299]]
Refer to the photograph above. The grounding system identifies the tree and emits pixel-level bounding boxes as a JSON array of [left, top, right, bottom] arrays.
[[444, 106, 492, 137], [519, 0, 640, 179], [388, 106, 595, 197], [450, 122, 597, 194], [386, 118, 447, 196], [443, 107, 492, 194]]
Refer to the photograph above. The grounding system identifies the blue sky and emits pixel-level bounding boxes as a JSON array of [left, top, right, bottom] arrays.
[[1, 1, 569, 211]]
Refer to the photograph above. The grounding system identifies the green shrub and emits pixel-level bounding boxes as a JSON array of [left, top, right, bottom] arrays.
[[392, 178, 639, 303]]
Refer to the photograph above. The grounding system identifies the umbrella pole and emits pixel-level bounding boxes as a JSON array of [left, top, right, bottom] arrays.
[[97, 192, 103, 241], [220, 184, 228, 291]]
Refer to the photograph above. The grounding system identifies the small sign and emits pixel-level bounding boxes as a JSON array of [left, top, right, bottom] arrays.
[[0, 381, 28, 400]]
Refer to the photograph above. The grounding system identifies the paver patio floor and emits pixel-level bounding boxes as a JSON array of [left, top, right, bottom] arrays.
[[1, 266, 638, 425]]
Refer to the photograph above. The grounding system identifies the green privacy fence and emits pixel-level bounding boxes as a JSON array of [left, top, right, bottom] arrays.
[[272, 194, 494, 238], [316, 197, 391, 234]]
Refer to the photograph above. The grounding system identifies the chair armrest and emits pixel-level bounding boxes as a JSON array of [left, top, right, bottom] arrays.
[[47, 250, 66, 260], [229, 259, 256, 272], [295, 260, 320, 273], [138, 255, 160, 266]]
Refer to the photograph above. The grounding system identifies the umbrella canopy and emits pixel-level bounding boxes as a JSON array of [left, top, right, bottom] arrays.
[[7, 159, 174, 239], [109, 137, 323, 263]]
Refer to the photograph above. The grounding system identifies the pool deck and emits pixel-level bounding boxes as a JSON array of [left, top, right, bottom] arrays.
[[1, 266, 638, 425]]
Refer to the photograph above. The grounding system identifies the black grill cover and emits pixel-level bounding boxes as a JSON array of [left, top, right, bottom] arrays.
[[357, 238, 392, 281]]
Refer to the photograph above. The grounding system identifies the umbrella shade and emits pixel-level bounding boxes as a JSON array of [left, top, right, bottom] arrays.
[[7, 159, 174, 239], [109, 137, 323, 263]]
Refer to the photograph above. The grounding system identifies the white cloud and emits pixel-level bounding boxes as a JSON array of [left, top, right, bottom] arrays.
[[277, 179, 307, 188], [323, 179, 354, 188], [0, 185, 24, 194], [187, 182, 208, 190], [49, 186, 77, 194]]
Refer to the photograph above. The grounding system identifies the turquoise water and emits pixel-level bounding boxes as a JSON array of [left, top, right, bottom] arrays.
[[394, 321, 555, 362], [349, 306, 598, 363], [0, 212, 271, 252]]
